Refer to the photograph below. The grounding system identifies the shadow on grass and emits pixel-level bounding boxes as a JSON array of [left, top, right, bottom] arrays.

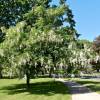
[[76, 80, 100, 93], [0, 80, 70, 96]]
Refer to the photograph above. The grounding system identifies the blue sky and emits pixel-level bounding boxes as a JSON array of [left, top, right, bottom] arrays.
[[52, 0, 100, 41]]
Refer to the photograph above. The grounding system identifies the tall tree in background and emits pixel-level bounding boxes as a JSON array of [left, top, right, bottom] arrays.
[[91, 35, 100, 72], [0, 0, 78, 87], [93, 35, 100, 54], [0, 0, 36, 28]]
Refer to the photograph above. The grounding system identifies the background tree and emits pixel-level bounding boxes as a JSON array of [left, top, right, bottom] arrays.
[[0, 0, 36, 28], [91, 35, 100, 72], [93, 35, 100, 54], [68, 39, 94, 75]]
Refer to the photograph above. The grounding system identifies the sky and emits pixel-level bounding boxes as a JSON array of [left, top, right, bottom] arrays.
[[52, 0, 100, 41]]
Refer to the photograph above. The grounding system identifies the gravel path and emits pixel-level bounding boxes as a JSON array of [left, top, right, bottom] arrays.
[[56, 78, 100, 100]]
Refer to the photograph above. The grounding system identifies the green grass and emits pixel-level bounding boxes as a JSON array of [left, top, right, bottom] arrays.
[[0, 78, 71, 100], [67, 78, 100, 94]]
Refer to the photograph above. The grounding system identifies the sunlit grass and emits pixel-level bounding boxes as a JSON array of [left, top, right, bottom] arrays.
[[0, 78, 71, 100]]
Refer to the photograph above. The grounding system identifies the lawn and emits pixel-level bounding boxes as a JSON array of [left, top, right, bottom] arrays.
[[0, 78, 71, 100], [68, 78, 100, 94]]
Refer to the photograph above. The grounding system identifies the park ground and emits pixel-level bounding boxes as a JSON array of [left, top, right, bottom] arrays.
[[0, 78, 100, 100], [0, 78, 71, 100]]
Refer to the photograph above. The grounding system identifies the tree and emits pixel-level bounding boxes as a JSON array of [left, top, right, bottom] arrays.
[[90, 58, 100, 72], [93, 35, 100, 54], [0, 0, 36, 78], [91, 35, 100, 72], [0, 27, 6, 78], [0, 0, 36, 28], [68, 39, 95, 75], [0, 0, 77, 88]]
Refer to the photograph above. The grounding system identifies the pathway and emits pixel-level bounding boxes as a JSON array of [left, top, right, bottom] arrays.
[[56, 78, 100, 100]]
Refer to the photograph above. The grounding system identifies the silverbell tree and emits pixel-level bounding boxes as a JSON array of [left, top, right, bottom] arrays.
[[0, 0, 37, 78], [0, 0, 78, 88]]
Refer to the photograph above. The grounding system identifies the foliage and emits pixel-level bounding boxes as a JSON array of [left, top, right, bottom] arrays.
[[93, 35, 100, 54], [68, 39, 95, 74], [0, 0, 36, 28], [90, 58, 100, 72], [0, 0, 77, 87], [92, 35, 100, 72]]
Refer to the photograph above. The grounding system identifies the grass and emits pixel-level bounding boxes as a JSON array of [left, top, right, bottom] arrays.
[[66, 78, 100, 94], [0, 78, 71, 100]]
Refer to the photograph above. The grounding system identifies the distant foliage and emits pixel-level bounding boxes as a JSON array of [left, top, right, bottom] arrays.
[[93, 35, 100, 53]]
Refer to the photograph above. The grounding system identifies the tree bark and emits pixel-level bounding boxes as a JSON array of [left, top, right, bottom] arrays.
[[26, 72, 30, 88], [49, 67, 53, 77], [0, 72, 2, 78], [97, 69, 99, 72], [0, 67, 3, 79]]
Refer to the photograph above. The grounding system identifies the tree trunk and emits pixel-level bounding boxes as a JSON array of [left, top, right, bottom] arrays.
[[0, 72, 2, 78], [0, 67, 2, 79], [97, 69, 99, 72], [49, 67, 53, 77], [26, 72, 30, 88]]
